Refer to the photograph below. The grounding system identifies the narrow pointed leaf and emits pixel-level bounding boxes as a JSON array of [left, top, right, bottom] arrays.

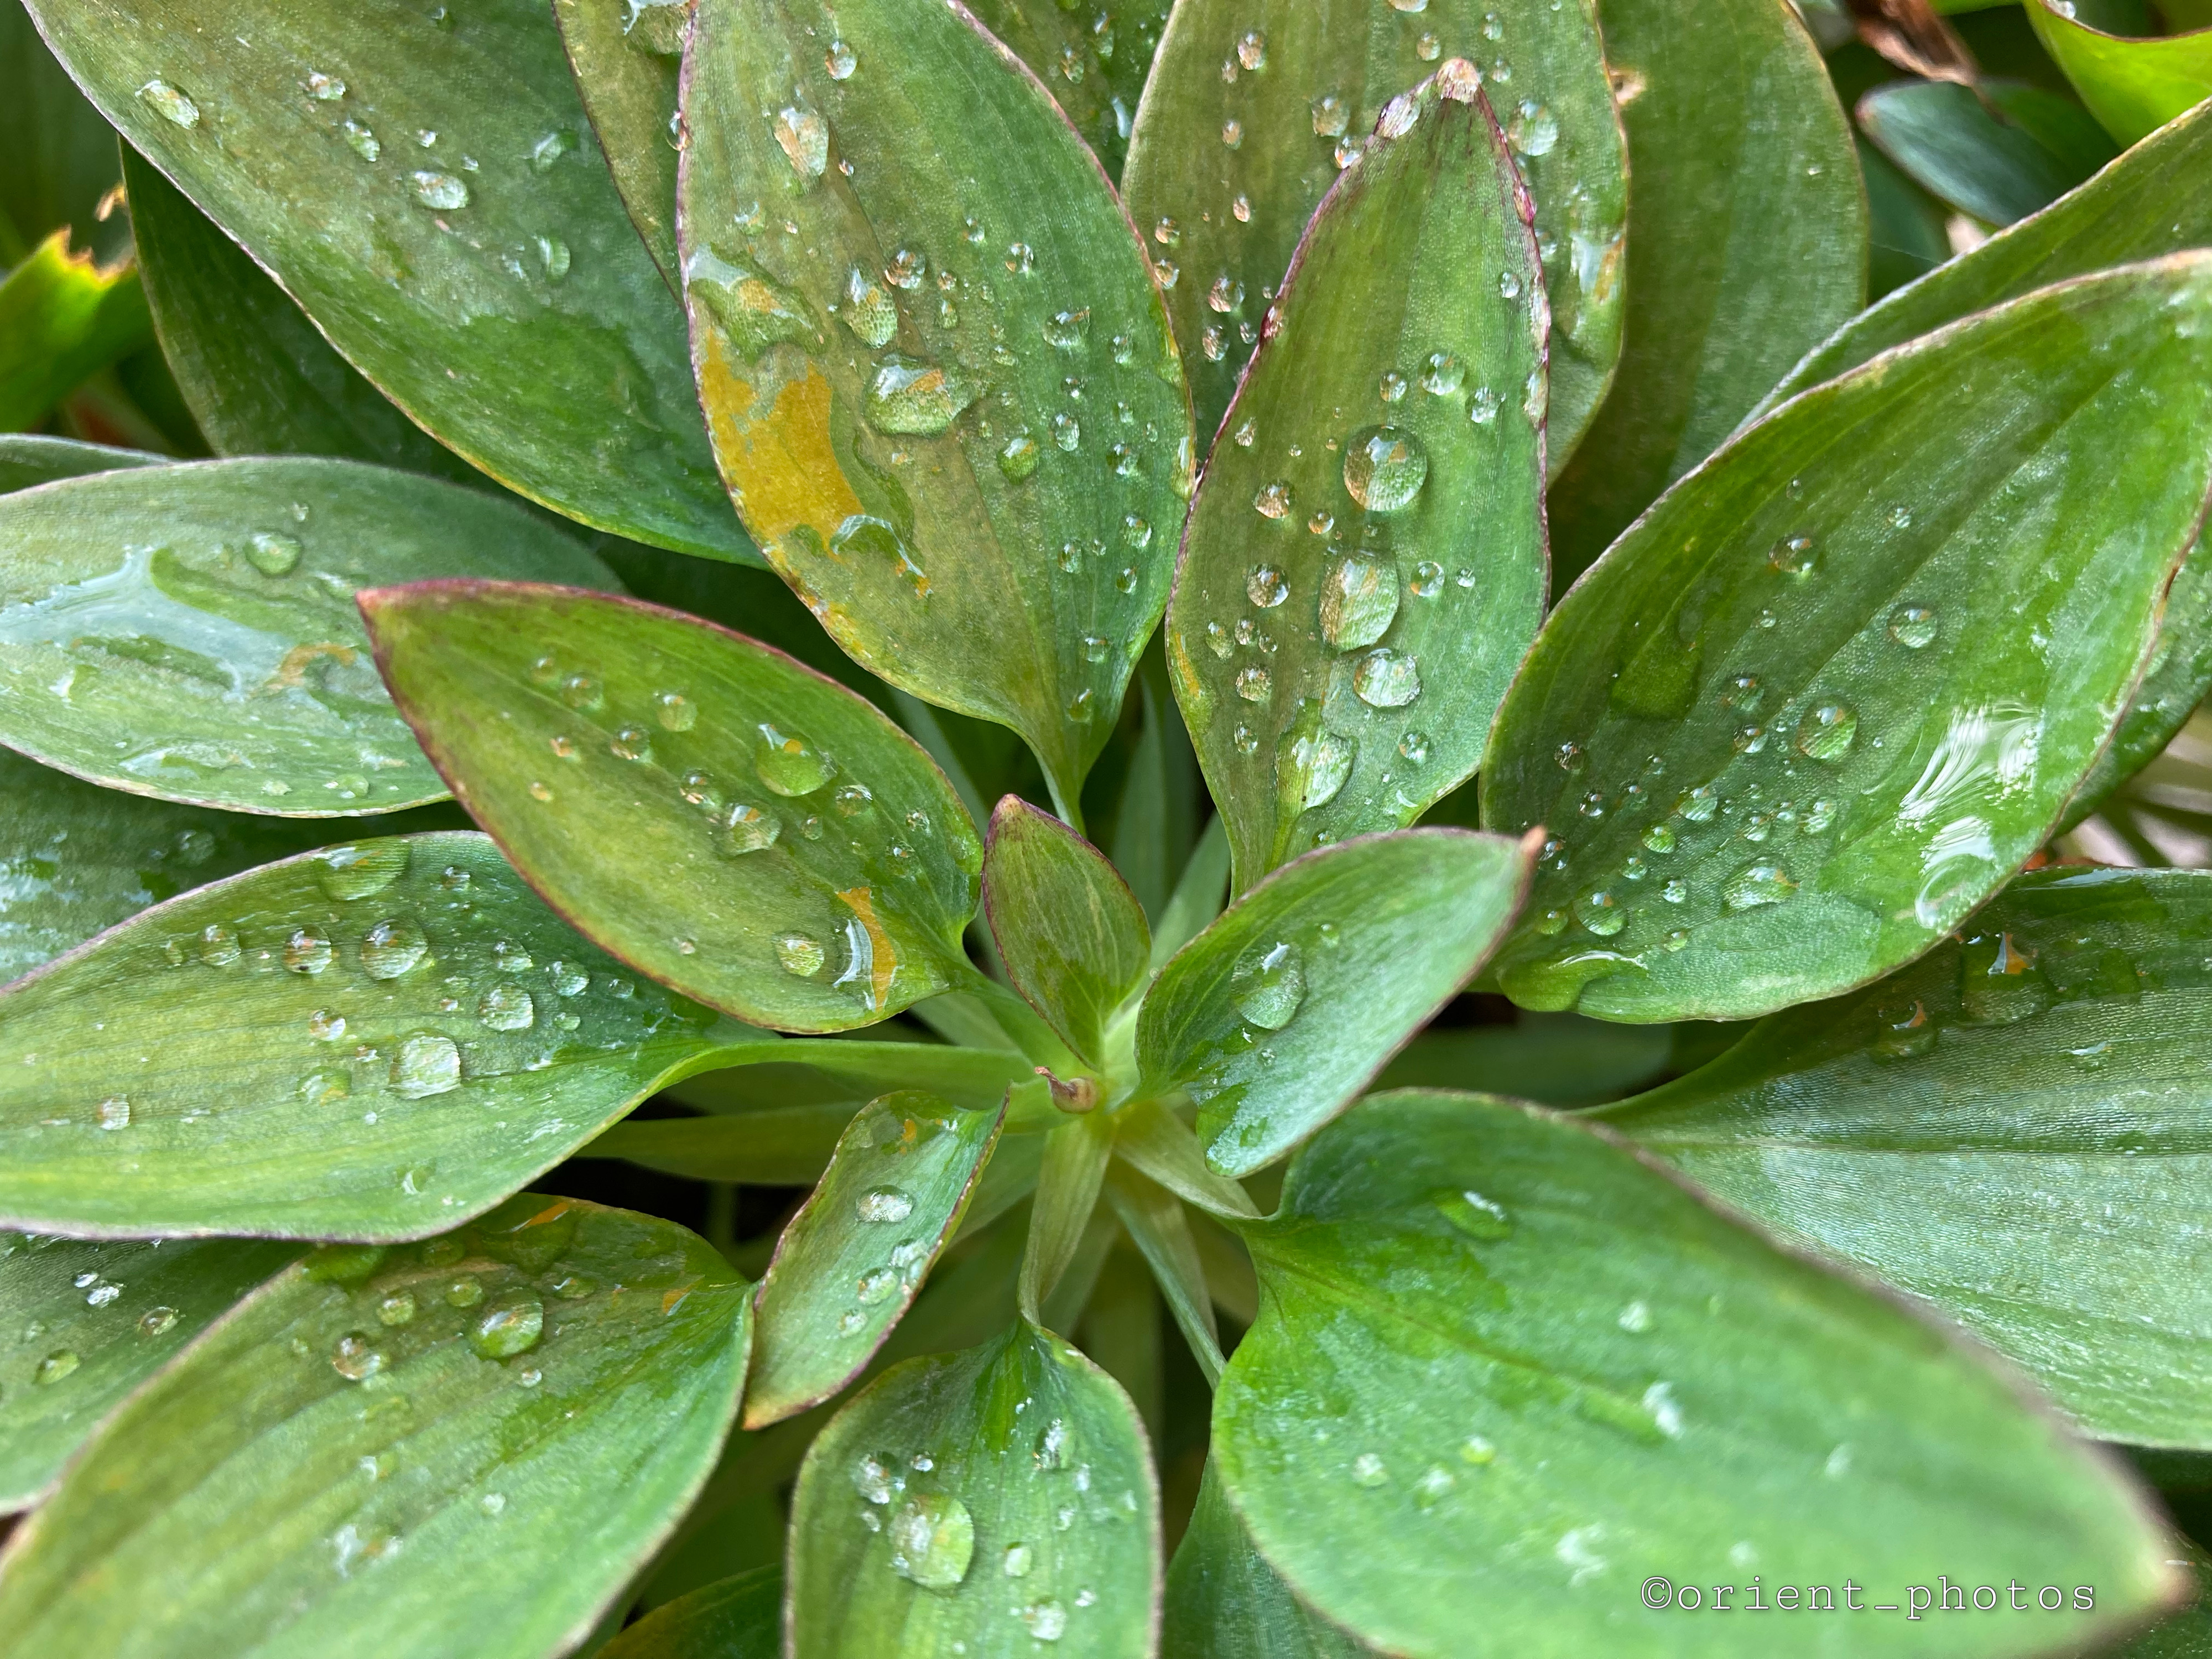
[[0, 230, 151, 430], [746, 1090, 1004, 1427], [1022, 1112, 1116, 1321], [0, 3, 131, 266], [1858, 79, 2115, 227], [788, 1320, 1160, 1657], [584, 1104, 858, 1187], [1148, 814, 1230, 972], [0, 831, 743, 1240], [1163, 1465, 1366, 1659], [1546, 0, 1864, 582], [2065, 538, 2212, 829], [964, 0, 1172, 180], [0, 458, 615, 815], [983, 797, 1149, 1064], [1375, 1011, 1676, 1106], [1482, 257, 2212, 1022], [123, 150, 486, 485], [1768, 94, 2212, 410], [1100, 1164, 1221, 1382], [0, 746, 459, 984], [676, 0, 1192, 814], [0, 433, 159, 493], [1599, 866, 2212, 1447], [601, 1565, 782, 1659], [0, 1232, 298, 1507], [2028, 0, 2212, 144], [1212, 1091, 2175, 1658], [1165, 66, 1544, 889], [0, 1197, 751, 1659], [22, 0, 751, 560], [552, 0, 684, 287], [362, 582, 982, 1030], [1138, 828, 1534, 1177], [1122, 0, 1624, 464]]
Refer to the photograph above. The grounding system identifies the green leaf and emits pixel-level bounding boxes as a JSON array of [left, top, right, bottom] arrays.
[[1375, 1011, 1677, 1106], [1545, 0, 1865, 584], [0, 746, 459, 984], [1769, 96, 2212, 410], [0, 3, 130, 266], [0, 230, 152, 431], [983, 797, 1149, 1065], [963, 1, 1171, 181], [1596, 866, 2212, 1447], [0, 457, 615, 815], [1138, 827, 1534, 1176], [122, 149, 487, 486], [1481, 256, 2212, 1022], [1121, 0, 1625, 467], [1021, 1112, 1117, 1320], [22, 0, 751, 561], [1212, 1090, 2175, 1657], [0, 1231, 298, 1507], [2064, 537, 2212, 830], [0, 1196, 751, 1657], [1857, 78, 2116, 227], [0, 830, 743, 1240], [1163, 1464, 1366, 1659], [1148, 814, 1230, 974], [362, 581, 983, 1030], [2028, 0, 2212, 145], [584, 1102, 858, 1187], [1164, 66, 1545, 890], [746, 1090, 1005, 1427], [1858, 137, 1951, 302], [601, 1565, 783, 1659], [1106, 662, 1202, 925], [0, 433, 159, 493], [550, 0, 683, 289], [787, 1319, 1159, 1656], [1099, 1163, 1222, 1382], [676, 0, 1192, 821]]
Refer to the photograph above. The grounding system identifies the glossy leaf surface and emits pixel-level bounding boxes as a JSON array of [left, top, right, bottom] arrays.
[[1167, 66, 1545, 890], [123, 150, 482, 483], [0, 1231, 298, 1507], [746, 1090, 1004, 1427], [965, 0, 1172, 180], [1546, 0, 1864, 581], [0, 433, 158, 493], [1482, 257, 2212, 1022], [983, 797, 1149, 1064], [1601, 867, 2212, 1447], [2028, 0, 2212, 144], [1122, 0, 1624, 462], [2064, 538, 2212, 830], [0, 1197, 751, 1658], [1214, 1091, 2174, 1657], [1138, 828, 1533, 1176], [1163, 1465, 1365, 1659], [788, 1320, 1159, 1656], [0, 231, 150, 430], [22, 0, 749, 559], [553, 0, 684, 287], [0, 831, 740, 1239], [601, 1566, 782, 1659], [364, 583, 982, 1031], [0, 458, 614, 815], [1858, 78, 2115, 227], [676, 0, 1190, 815]]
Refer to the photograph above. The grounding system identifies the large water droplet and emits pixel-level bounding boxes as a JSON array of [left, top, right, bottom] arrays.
[[410, 171, 469, 210], [331, 1332, 384, 1381], [137, 79, 200, 128], [726, 802, 780, 853], [1246, 565, 1289, 608], [889, 1494, 975, 1589], [841, 267, 898, 347], [1283, 726, 1356, 810], [857, 1185, 914, 1224], [478, 985, 535, 1032], [361, 919, 428, 980], [1318, 553, 1398, 650], [318, 842, 410, 901], [1353, 648, 1421, 708], [774, 105, 829, 179], [756, 726, 836, 795], [246, 532, 301, 576], [392, 1034, 461, 1099], [283, 929, 333, 974], [864, 355, 976, 435], [471, 1297, 544, 1359], [1343, 427, 1428, 512], [1794, 703, 1858, 762], [1721, 864, 1797, 911], [1232, 940, 1305, 1029]]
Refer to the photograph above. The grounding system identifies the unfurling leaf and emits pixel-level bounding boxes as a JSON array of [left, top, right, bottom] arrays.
[[0, 832, 743, 1239], [677, 0, 1191, 818], [362, 583, 982, 1030], [983, 797, 1149, 1065], [0, 1197, 750, 1658], [1483, 256, 2212, 1022], [1166, 65, 1545, 889]]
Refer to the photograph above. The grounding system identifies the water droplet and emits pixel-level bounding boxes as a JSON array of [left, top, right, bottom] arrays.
[[1353, 648, 1420, 708], [1232, 193, 1252, 222], [1507, 99, 1558, 157], [825, 37, 856, 77], [1641, 823, 1676, 855], [774, 105, 829, 179], [656, 690, 697, 731], [1418, 351, 1467, 396], [857, 1186, 915, 1224], [331, 1332, 384, 1381], [862, 356, 975, 435], [377, 1289, 418, 1327], [1342, 427, 1428, 512], [471, 1298, 544, 1359], [1721, 864, 1797, 911], [1245, 566, 1292, 609], [1050, 412, 1081, 453], [1042, 308, 1091, 351], [137, 79, 200, 128], [888, 1493, 975, 1588], [360, 919, 428, 981], [1416, 32, 1443, 60], [444, 1275, 485, 1308], [1794, 703, 1858, 762], [1768, 535, 1818, 578], [1006, 241, 1035, 274], [1312, 92, 1349, 137], [1236, 28, 1267, 69], [1233, 665, 1272, 703], [1889, 605, 1938, 649], [137, 1306, 180, 1338], [1021, 1598, 1069, 1640], [316, 842, 410, 903], [840, 267, 898, 349], [1409, 560, 1446, 599], [1231, 940, 1304, 1029], [998, 432, 1040, 481], [776, 933, 827, 977], [1221, 117, 1244, 147], [1575, 889, 1627, 936], [1397, 730, 1431, 766], [1435, 1188, 1511, 1239], [392, 1034, 461, 1099], [721, 801, 779, 854], [342, 119, 381, 160], [477, 985, 534, 1032], [410, 171, 469, 210], [1351, 1452, 1389, 1487], [1004, 1542, 1033, 1577], [1319, 553, 1399, 650], [756, 725, 836, 795]]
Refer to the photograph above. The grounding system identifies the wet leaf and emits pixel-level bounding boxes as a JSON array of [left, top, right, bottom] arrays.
[[1212, 1090, 2175, 1657], [362, 582, 982, 1031], [964, 0, 1172, 181], [1165, 66, 1544, 889], [1599, 866, 2212, 1447], [676, 0, 1191, 819], [1857, 77, 2116, 227], [1122, 0, 1623, 466], [122, 149, 487, 485], [1099, 1163, 1221, 1381], [601, 1564, 783, 1659], [1375, 1011, 1676, 1106], [746, 1090, 1004, 1427], [0, 457, 615, 815], [1163, 1464, 1366, 1659], [1545, 0, 1864, 584], [0, 433, 158, 493], [2028, 0, 2212, 145], [22, 0, 750, 560], [0, 831, 745, 1240], [787, 1320, 1159, 1657], [0, 1231, 298, 1507], [583, 1102, 859, 1188], [0, 230, 152, 430], [1137, 828, 1534, 1177], [0, 1196, 750, 1658], [2064, 537, 2212, 830], [551, 0, 683, 288], [983, 797, 1149, 1065], [1482, 256, 2212, 1022]]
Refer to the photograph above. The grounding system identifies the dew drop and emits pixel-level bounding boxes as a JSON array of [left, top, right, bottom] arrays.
[[1252, 480, 1293, 519], [857, 1186, 914, 1224], [1353, 648, 1421, 708], [137, 78, 200, 128], [1318, 553, 1399, 650], [410, 171, 469, 210], [1021, 1598, 1069, 1640], [773, 105, 829, 179], [1342, 427, 1428, 512], [825, 38, 857, 77], [1042, 308, 1091, 351], [1794, 703, 1858, 762], [331, 1332, 384, 1381], [1768, 535, 1818, 579], [139, 1306, 179, 1337], [360, 919, 428, 981], [1889, 605, 1939, 649], [391, 1034, 461, 1099], [1231, 940, 1304, 1029], [1246, 565, 1289, 607], [999, 433, 1040, 481], [1435, 1188, 1511, 1239], [1312, 92, 1349, 137], [1233, 665, 1272, 704], [756, 725, 837, 795], [96, 1095, 131, 1131], [889, 1494, 975, 1589], [776, 933, 827, 977], [471, 1298, 544, 1359], [477, 985, 534, 1032], [1721, 864, 1797, 911]]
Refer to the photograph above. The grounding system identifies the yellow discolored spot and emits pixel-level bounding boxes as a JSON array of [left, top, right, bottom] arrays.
[[836, 885, 899, 1012], [519, 1199, 575, 1230], [272, 641, 360, 688], [662, 1282, 696, 1316], [695, 330, 863, 549]]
